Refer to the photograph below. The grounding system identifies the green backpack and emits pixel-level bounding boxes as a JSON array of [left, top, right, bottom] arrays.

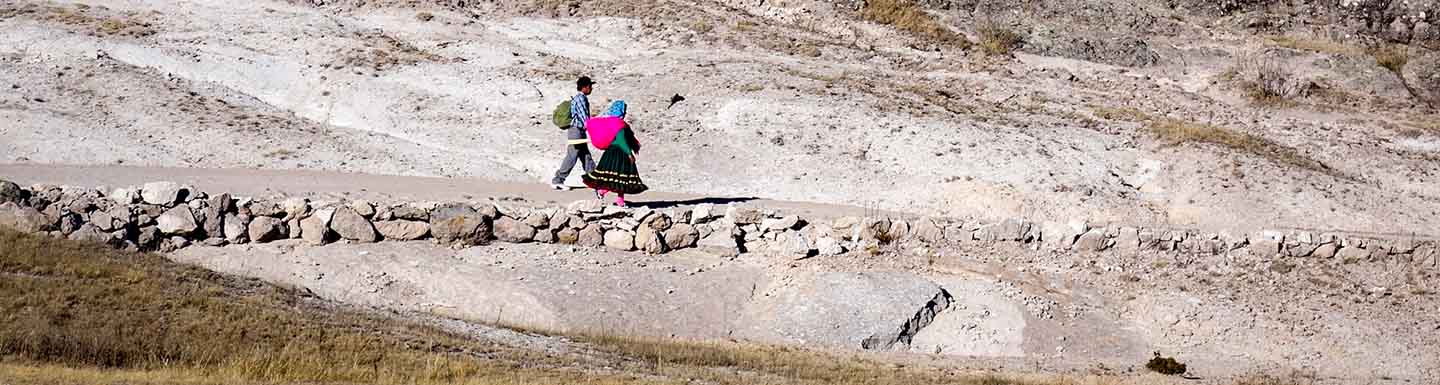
[[552, 100, 572, 129]]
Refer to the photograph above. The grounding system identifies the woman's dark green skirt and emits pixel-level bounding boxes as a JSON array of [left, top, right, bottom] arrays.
[[583, 148, 648, 194]]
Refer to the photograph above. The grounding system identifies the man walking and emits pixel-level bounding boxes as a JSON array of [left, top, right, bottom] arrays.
[[552, 76, 596, 190]]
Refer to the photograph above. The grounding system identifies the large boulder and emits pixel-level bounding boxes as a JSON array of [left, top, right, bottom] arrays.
[[430, 203, 491, 246], [604, 229, 636, 251], [493, 216, 537, 243], [156, 206, 199, 236], [0, 202, 50, 232], [281, 197, 311, 220], [0, 180, 28, 204], [299, 210, 335, 245], [691, 203, 718, 224], [1073, 228, 1113, 251], [816, 236, 845, 256], [912, 218, 945, 243], [247, 200, 285, 218], [247, 216, 287, 243], [770, 231, 813, 258], [223, 213, 250, 243], [140, 182, 185, 206], [636, 226, 667, 254], [330, 207, 377, 243], [663, 223, 700, 250], [58, 212, 83, 235], [375, 220, 429, 241]]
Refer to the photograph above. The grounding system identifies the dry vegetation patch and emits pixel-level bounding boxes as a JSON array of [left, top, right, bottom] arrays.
[[1228, 55, 1307, 106], [860, 0, 969, 48], [1148, 118, 1331, 174], [0, 2, 157, 38], [0, 229, 1102, 385], [329, 31, 449, 72], [976, 19, 1022, 56], [1269, 35, 1361, 56]]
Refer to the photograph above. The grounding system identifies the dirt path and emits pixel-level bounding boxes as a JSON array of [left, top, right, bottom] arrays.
[[0, 163, 892, 219]]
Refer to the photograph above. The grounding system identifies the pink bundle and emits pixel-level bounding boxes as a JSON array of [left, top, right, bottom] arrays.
[[585, 116, 625, 150]]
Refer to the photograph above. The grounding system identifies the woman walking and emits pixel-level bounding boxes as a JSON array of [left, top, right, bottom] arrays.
[[582, 100, 648, 207]]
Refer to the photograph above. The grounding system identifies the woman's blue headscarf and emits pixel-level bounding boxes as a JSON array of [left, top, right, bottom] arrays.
[[606, 100, 626, 118]]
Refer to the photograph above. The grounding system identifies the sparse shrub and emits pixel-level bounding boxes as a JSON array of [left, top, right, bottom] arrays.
[[1091, 106, 1152, 122], [976, 18, 1021, 56], [1369, 44, 1408, 74], [1145, 352, 1187, 375], [1231, 55, 1307, 106], [415, 11, 434, 22]]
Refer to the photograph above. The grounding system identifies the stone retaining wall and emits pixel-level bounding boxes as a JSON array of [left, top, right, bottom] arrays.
[[0, 179, 1436, 268]]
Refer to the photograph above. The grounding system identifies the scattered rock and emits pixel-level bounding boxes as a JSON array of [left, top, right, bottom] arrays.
[[535, 229, 556, 243], [636, 226, 666, 254], [771, 231, 813, 258], [430, 203, 492, 246], [135, 226, 161, 250], [299, 214, 334, 245], [523, 211, 550, 229], [281, 197, 311, 219], [726, 206, 763, 224], [604, 229, 636, 251], [556, 227, 580, 244], [494, 216, 537, 243], [248, 200, 285, 217], [109, 187, 139, 205], [691, 203, 717, 224], [644, 212, 673, 231], [375, 220, 429, 241], [58, 212, 83, 234], [762, 215, 801, 232], [223, 213, 250, 243], [1073, 228, 1112, 251], [390, 204, 430, 221], [577, 223, 605, 247], [663, 223, 700, 250], [156, 206, 198, 236], [349, 200, 375, 218], [816, 236, 845, 256], [140, 181, 185, 206], [247, 216, 287, 243], [912, 218, 945, 243], [330, 207, 377, 243], [67, 223, 110, 244]]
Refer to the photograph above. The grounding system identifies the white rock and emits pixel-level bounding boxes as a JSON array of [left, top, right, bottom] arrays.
[[156, 206, 198, 235], [141, 181, 184, 206]]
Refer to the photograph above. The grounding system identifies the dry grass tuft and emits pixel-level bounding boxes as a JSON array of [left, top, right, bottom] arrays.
[[1368, 44, 1408, 74], [1148, 118, 1331, 174], [1091, 106, 1153, 122], [976, 19, 1022, 56], [415, 11, 434, 22], [860, 0, 969, 48]]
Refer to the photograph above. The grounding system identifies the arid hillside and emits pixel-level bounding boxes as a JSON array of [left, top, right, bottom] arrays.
[[2, 0, 1437, 234]]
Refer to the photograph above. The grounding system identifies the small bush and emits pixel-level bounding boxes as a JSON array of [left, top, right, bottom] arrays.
[[976, 19, 1021, 56], [1369, 44, 1408, 74], [1145, 352, 1187, 375], [1232, 56, 1307, 105], [415, 11, 434, 22]]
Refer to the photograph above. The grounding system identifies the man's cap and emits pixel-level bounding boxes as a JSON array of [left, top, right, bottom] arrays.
[[577, 76, 596, 88]]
